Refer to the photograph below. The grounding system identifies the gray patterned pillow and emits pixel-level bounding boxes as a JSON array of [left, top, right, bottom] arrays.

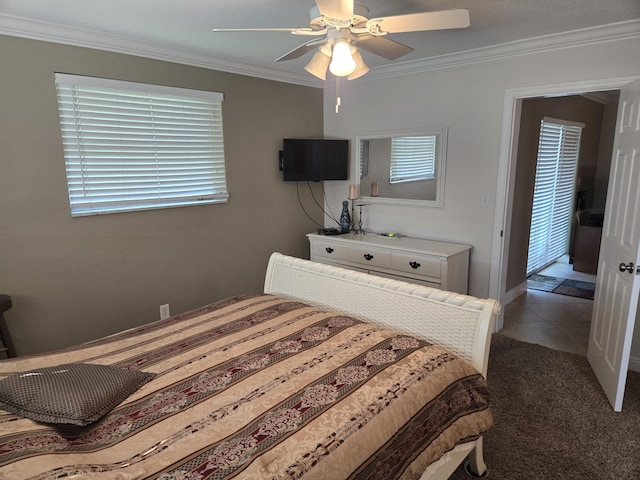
[[0, 363, 155, 426]]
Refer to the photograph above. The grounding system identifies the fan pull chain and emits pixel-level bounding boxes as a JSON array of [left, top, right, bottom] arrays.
[[335, 76, 341, 114]]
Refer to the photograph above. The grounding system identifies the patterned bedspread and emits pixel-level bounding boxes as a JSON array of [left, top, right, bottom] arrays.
[[0, 294, 492, 479]]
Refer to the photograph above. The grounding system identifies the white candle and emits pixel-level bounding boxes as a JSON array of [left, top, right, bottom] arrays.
[[348, 184, 358, 200], [371, 181, 379, 197]]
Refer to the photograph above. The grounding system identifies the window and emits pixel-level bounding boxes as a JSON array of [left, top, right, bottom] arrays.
[[359, 139, 369, 178], [389, 135, 437, 184], [55, 74, 227, 216], [527, 118, 584, 275]]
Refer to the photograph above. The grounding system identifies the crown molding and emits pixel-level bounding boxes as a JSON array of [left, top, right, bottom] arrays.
[[1, 13, 638, 87], [363, 19, 640, 81], [0, 13, 323, 88]]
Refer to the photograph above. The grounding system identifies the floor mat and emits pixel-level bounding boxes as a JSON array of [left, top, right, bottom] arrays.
[[527, 274, 595, 300]]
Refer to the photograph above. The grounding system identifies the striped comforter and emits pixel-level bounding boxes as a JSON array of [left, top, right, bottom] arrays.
[[0, 294, 492, 479]]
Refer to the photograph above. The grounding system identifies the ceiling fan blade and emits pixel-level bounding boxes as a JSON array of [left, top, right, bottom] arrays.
[[356, 35, 413, 60], [369, 9, 470, 34], [212, 27, 306, 32], [276, 39, 326, 62], [315, 0, 353, 20], [212, 27, 327, 37]]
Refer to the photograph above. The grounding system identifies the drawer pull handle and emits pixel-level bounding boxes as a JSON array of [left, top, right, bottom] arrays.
[[325, 247, 334, 254], [364, 253, 374, 261], [409, 261, 421, 269]]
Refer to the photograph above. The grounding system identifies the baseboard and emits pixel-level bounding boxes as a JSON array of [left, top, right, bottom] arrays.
[[503, 281, 528, 305]]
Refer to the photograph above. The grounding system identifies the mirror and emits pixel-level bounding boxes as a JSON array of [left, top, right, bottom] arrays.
[[357, 127, 447, 207]]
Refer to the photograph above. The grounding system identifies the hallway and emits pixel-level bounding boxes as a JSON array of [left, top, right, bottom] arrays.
[[500, 262, 596, 356]]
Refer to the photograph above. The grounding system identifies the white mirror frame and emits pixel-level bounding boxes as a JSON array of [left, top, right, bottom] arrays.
[[356, 127, 447, 208]]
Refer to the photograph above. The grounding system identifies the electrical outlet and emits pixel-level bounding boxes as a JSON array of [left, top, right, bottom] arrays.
[[160, 304, 170, 320]]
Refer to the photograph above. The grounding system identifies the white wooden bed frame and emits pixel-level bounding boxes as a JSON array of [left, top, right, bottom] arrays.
[[263, 253, 501, 479]]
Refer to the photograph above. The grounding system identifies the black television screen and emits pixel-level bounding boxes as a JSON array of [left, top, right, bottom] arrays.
[[282, 139, 349, 181]]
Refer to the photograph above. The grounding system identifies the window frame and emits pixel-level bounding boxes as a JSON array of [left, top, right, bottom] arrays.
[[55, 73, 228, 217], [527, 117, 584, 275]]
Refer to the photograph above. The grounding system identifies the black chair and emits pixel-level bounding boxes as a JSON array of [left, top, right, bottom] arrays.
[[0, 295, 16, 358]]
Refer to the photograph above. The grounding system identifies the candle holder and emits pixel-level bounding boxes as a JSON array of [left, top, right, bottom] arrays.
[[350, 199, 355, 232], [348, 184, 359, 234], [352, 201, 365, 235]]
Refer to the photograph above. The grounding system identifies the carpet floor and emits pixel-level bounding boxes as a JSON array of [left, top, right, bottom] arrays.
[[449, 334, 640, 479], [527, 273, 595, 300]]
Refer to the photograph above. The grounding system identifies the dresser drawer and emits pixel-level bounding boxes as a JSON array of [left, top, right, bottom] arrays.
[[373, 271, 440, 289], [310, 240, 349, 262], [307, 233, 470, 294], [391, 253, 442, 279], [348, 246, 391, 269]]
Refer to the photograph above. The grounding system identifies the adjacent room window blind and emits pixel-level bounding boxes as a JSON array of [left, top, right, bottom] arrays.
[[389, 135, 436, 184], [527, 118, 584, 275], [55, 73, 228, 216]]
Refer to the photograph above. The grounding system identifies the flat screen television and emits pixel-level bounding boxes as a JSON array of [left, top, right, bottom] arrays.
[[281, 139, 349, 181]]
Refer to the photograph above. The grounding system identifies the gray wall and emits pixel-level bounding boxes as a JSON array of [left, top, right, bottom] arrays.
[[0, 35, 324, 355]]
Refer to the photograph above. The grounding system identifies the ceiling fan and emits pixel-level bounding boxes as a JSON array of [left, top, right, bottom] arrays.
[[212, 0, 470, 80]]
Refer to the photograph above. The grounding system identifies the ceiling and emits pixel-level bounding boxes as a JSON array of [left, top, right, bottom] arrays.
[[1, 0, 639, 86]]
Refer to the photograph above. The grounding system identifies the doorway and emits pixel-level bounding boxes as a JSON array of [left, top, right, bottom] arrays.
[[502, 92, 617, 352], [489, 80, 626, 327], [490, 76, 640, 410]]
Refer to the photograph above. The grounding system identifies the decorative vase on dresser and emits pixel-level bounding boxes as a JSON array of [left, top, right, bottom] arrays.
[[307, 232, 471, 294], [339, 201, 351, 233]]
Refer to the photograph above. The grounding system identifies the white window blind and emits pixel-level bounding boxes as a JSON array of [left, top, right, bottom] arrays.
[[55, 73, 228, 216], [389, 135, 436, 184], [359, 139, 369, 178], [527, 118, 583, 275]]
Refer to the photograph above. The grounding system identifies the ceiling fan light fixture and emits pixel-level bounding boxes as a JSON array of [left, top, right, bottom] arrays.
[[213, 4, 471, 82], [318, 41, 333, 57], [347, 51, 369, 80], [329, 40, 356, 77], [305, 50, 331, 80]]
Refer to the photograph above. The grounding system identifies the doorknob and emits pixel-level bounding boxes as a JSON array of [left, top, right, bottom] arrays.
[[619, 262, 635, 273]]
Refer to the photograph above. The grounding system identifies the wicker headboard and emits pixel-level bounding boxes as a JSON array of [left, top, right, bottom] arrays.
[[263, 253, 501, 377]]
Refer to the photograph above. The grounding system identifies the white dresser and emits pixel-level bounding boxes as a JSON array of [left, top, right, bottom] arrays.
[[307, 233, 471, 294]]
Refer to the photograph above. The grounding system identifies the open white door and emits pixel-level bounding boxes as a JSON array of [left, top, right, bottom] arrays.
[[588, 77, 640, 412]]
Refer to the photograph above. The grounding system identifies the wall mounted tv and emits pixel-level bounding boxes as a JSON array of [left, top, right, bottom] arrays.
[[281, 138, 349, 181]]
